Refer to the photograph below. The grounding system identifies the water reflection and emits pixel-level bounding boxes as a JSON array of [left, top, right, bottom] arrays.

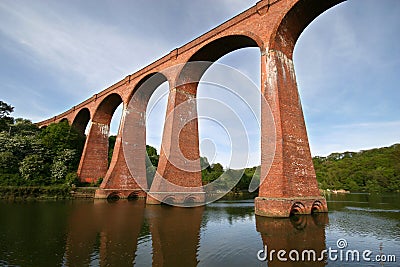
[[64, 200, 146, 266], [64, 200, 204, 267], [147, 205, 204, 267], [256, 214, 329, 266], [0, 194, 398, 266], [0, 201, 69, 266]]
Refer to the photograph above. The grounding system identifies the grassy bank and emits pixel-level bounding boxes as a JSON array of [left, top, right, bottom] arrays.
[[0, 185, 72, 200]]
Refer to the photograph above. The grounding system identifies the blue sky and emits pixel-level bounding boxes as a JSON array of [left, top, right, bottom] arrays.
[[0, 0, 399, 168]]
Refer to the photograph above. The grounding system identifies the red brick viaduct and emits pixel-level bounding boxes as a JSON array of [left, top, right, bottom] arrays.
[[37, 0, 344, 217]]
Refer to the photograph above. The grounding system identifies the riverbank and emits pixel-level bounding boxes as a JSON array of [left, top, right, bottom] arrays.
[[0, 186, 101, 201], [0, 186, 260, 201], [0, 185, 71, 200]]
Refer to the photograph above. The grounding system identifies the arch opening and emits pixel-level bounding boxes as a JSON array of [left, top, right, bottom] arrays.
[[122, 72, 169, 190], [311, 201, 324, 214], [290, 202, 306, 216], [289, 0, 400, 194], [72, 108, 91, 136], [178, 35, 259, 84], [128, 192, 139, 201], [144, 77, 169, 188], [77, 93, 123, 183], [161, 196, 175, 206], [184, 196, 196, 205], [197, 47, 261, 171], [107, 192, 120, 202]]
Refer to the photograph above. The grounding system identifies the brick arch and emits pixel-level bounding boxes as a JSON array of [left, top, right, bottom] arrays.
[[77, 93, 123, 183], [189, 34, 261, 62], [97, 72, 169, 196], [255, 0, 340, 217], [92, 93, 123, 125], [269, 0, 345, 58], [177, 34, 261, 85], [72, 108, 91, 136], [127, 72, 169, 104]]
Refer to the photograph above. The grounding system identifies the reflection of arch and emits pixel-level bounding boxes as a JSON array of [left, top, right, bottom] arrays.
[[128, 192, 139, 200], [290, 214, 307, 230], [72, 108, 91, 135]]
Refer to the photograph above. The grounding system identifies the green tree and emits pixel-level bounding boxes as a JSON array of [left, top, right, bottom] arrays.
[[19, 154, 49, 185], [108, 135, 117, 165], [0, 100, 14, 131], [40, 120, 85, 155]]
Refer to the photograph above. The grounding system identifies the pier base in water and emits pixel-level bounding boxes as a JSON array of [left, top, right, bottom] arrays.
[[255, 196, 328, 218]]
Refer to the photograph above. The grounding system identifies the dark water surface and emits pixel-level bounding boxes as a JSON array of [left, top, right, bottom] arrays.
[[0, 193, 399, 266]]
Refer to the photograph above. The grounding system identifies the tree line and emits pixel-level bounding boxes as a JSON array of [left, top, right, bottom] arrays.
[[314, 144, 400, 193], [1, 100, 399, 193]]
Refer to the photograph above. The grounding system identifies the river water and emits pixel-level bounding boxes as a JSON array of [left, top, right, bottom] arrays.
[[0, 193, 399, 266]]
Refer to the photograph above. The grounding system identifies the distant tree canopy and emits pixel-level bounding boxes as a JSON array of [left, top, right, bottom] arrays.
[[313, 144, 400, 193]]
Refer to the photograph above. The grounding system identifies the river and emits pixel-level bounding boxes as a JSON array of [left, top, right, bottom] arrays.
[[0, 193, 399, 266]]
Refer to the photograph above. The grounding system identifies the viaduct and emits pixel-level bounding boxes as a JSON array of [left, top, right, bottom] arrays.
[[37, 0, 345, 217]]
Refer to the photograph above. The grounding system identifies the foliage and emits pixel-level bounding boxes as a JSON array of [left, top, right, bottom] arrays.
[[146, 145, 159, 167], [40, 120, 85, 154], [0, 185, 71, 200], [0, 100, 14, 131], [0, 101, 85, 188], [145, 145, 159, 186], [108, 135, 116, 165], [19, 154, 49, 185], [2, 100, 399, 196], [313, 144, 400, 193]]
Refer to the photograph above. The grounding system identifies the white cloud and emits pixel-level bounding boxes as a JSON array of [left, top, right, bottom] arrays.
[[0, 0, 399, 167]]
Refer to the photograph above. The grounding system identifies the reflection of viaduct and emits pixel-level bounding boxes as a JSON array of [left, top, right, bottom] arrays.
[[64, 200, 328, 266], [38, 0, 344, 217]]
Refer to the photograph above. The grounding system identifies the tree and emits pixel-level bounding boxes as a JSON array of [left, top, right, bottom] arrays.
[[11, 118, 40, 136], [40, 120, 85, 156], [108, 135, 117, 165], [0, 100, 14, 131], [146, 145, 159, 167], [19, 154, 49, 185]]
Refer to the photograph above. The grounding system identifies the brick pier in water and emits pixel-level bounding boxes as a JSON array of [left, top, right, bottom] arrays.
[[38, 0, 345, 217]]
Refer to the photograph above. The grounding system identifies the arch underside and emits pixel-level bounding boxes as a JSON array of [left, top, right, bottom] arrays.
[[271, 0, 345, 57], [72, 108, 90, 135]]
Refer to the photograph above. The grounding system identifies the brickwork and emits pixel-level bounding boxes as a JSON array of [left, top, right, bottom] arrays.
[[37, 0, 346, 216]]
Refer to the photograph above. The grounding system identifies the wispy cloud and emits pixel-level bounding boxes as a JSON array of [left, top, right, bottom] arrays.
[[0, 0, 399, 167]]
